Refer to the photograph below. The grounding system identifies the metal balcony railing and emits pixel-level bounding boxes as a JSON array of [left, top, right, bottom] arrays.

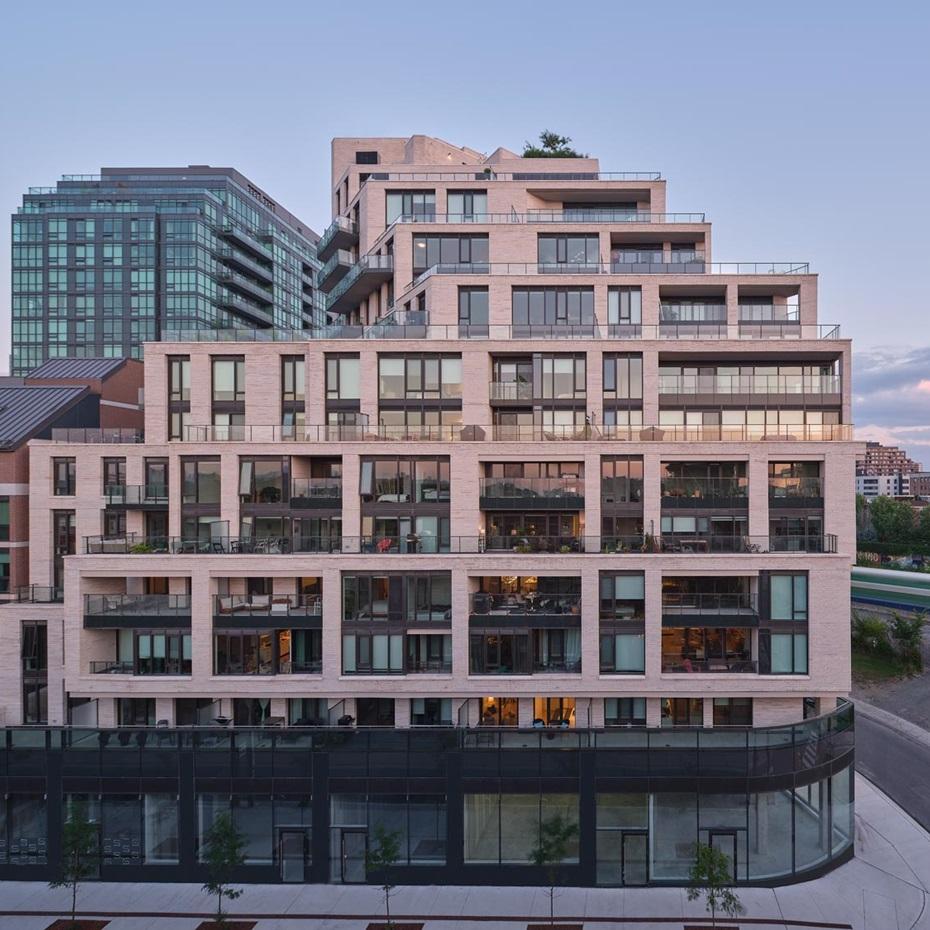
[[478, 476, 584, 501]]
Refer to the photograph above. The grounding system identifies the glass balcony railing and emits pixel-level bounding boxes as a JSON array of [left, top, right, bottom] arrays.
[[161, 322, 842, 342], [175, 422, 854, 444], [661, 656, 759, 674], [478, 477, 584, 502], [213, 594, 321, 617], [769, 477, 825, 502], [661, 593, 758, 615], [659, 374, 841, 395], [103, 484, 168, 507], [660, 477, 748, 504], [83, 594, 192, 618], [290, 477, 342, 504], [469, 592, 581, 616]]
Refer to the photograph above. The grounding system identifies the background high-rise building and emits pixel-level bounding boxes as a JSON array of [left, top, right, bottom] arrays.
[[856, 440, 922, 476], [10, 166, 321, 374]]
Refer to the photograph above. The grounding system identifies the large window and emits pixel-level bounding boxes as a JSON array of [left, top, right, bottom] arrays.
[[661, 698, 703, 727], [464, 793, 579, 864], [342, 572, 452, 623], [539, 355, 585, 400], [182, 459, 221, 504], [239, 457, 289, 504], [512, 287, 595, 327], [599, 573, 645, 620], [601, 457, 644, 505], [599, 633, 645, 674], [212, 356, 245, 402], [770, 574, 808, 621], [458, 287, 489, 329], [325, 355, 360, 401], [713, 698, 753, 727], [386, 190, 435, 224], [604, 698, 646, 727], [603, 354, 643, 400], [215, 630, 321, 675], [360, 457, 450, 503], [169, 356, 190, 401], [537, 235, 599, 267], [53, 458, 76, 496], [412, 235, 488, 272], [447, 190, 487, 220], [608, 287, 642, 325], [378, 355, 462, 399]]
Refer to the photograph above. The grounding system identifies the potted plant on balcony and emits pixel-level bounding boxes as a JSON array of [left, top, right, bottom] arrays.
[[129, 542, 152, 554]]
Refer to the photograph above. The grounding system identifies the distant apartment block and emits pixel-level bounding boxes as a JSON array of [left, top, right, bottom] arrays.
[[856, 441, 922, 477], [11, 167, 321, 374]]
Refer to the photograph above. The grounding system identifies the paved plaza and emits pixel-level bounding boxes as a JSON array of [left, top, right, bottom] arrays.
[[0, 775, 927, 930]]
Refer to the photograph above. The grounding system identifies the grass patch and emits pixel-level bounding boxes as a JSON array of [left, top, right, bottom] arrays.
[[852, 648, 909, 682]]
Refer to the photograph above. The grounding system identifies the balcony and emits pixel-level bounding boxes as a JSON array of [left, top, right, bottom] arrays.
[[661, 592, 758, 623], [469, 592, 581, 623], [216, 269, 274, 305], [81, 532, 837, 556], [490, 381, 534, 402], [658, 374, 842, 398], [217, 288, 274, 327], [410, 261, 810, 288], [318, 249, 354, 292], [661, 656, 758, 674], [290, 477, 342, 508], [660, 478, 748, 509], [479, 477, 584, 510], [216, 221, 272, 259], [49, 427, 144, 443], [770, 478, 825, 508], [103, 485, 168, 509], [325, 255, 394, 315], [214, 245, 273, 284], [89, 658, 190, 676], [14, 585, 63, 604], [83, 594, 192, 629], [317, 216, 359, 262], [214, 594, 321, 629]]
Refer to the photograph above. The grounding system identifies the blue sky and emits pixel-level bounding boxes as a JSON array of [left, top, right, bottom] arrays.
[[1, 1, 928, 456]]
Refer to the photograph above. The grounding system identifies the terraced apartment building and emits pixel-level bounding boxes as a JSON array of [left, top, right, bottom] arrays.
[[0, 135, 857, 888]]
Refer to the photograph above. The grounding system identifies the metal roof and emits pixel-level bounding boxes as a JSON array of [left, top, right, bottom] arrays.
[[26, 357, 127, 380], [0, 386, 88, 449]]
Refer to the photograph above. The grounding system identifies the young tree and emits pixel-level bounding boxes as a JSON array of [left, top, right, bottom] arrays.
[[529, 813, 579, 926], [889, 611, 926, 673], [201, 811, 246, 926], [366, 824, 402, 929], [49, 800, 99, 930], [687, 842, 744, 929], [522, 131, 586, 158]]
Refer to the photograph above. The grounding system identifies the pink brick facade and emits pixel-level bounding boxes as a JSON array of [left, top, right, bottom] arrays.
[[0, 137, 860, 736]]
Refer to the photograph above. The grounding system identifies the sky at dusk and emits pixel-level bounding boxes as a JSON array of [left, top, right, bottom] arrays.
[[0, 1, 928, 454]]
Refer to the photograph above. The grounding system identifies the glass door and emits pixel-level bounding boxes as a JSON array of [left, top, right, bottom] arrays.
[[621, 831, 648, 886], [279, 828, 308, 882], [341, 828, 367, 883], [709, 830, 737, 880]]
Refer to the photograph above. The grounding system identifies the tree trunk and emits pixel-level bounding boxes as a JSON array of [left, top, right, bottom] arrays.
[[550, 885, 555, 924], [385, 885, 392, 929], [71, 878, 77, 929], [217, 885, 223, 924]]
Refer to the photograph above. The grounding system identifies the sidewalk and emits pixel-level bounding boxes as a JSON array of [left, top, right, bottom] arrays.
[[1, 775, 928, 930]]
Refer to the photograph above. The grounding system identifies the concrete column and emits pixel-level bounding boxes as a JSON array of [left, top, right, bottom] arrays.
[[155, 697, 174, 726], [646, 696, 662, 728], [341, 453, 361, 540], [190, 570, 213, 681], [747, 454, 770, 540], [220, 452, 240, 537], [580, 564, 601, 683], [644, 566, 663, 680], [358, 347, 380, 428], [583, 452, 602, 543], [305, 348, 326, 428], [641, 346, 660, 425], [587, 350, 603, 426], [642, 450, 662, 539], [450, 447, 480, 544], [518, 697, 536, 728], [451, 571, 472, 686], [321, 565, 343, 683], [394, 699, 411, 729], [188, 353, 212, 428], [725, 282, 740, 337]]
